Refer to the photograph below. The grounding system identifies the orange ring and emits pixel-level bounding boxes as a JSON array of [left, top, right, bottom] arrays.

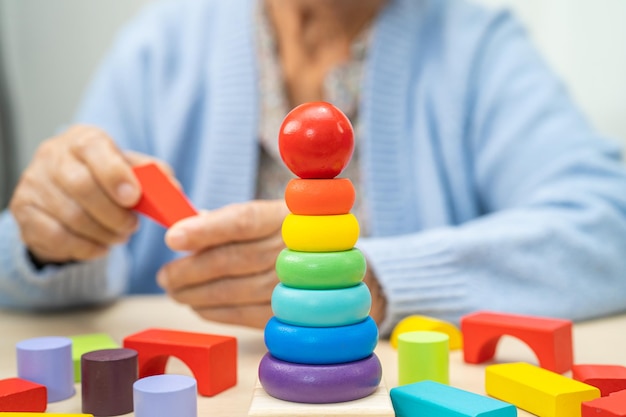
[[285, 178, 355, 215]]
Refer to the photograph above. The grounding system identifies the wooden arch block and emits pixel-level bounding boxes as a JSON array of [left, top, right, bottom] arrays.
[[0, 378, 46, 412], [461, 311, 573, 374], [573, 365, 626, 397], [582, 389, 626, 416], [123, 328, 236, 396], [390, 315, 463, 350]]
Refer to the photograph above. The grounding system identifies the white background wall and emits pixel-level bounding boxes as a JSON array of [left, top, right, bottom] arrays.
[[1, 0, 625, 174]]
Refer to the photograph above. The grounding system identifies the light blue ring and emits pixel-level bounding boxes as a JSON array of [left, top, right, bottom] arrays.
[[264, 317, 378, 364], [272, 283, 371, 327]]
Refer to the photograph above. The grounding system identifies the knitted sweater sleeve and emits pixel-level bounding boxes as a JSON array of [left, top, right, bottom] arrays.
[[0, 3, 169, 310], [359, 10, 626, 336]]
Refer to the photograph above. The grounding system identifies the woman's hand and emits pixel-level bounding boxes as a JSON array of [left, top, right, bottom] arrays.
[[158, 200, 289, 328]]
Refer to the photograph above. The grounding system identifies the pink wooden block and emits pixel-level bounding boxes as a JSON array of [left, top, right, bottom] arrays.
[[574, 365, 626, 397], [582, 389, 626, 416], [0, 377, 47, 412], [461, 311, 573, 374]]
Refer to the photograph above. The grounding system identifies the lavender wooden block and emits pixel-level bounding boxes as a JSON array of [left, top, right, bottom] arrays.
[[134, 374, 197, 417], [16, 336, 75, 402]]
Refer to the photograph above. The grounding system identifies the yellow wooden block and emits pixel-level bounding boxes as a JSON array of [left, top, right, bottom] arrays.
[[486, 362, 600, 417], [248, 379, 394, 417], [390, 315, 463, 350], [281, 213, 359, 252], [0, 414, 93, 416]]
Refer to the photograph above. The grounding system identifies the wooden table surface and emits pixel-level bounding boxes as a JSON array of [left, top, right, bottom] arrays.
[[1, 295, 625, 416]]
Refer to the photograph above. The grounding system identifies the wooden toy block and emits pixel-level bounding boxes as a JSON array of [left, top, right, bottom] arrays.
[[486, 362, 600, 417], [461, 311, 573, 373], [582, 389, 626, 416], [391, 315, 463, 350], [0, 378, 46, 412], [132, 162, 197, 228], [123, 328, 236, 396], [81, 348, 137, 416], [248, 379, 394, 416], [69, 333, 118, 382], [398, 331, 449, 386], [390, 380, 516, 417], [134, 375, 197, 417], [0, 413, 93, 417], [573, 365, 626, 396], [16, 337, 75, 403]]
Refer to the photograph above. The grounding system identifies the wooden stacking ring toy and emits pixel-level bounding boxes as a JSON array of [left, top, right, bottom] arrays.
[[282, 213, 359, 252], [264, 317, 378, 364], [275, 248, 366, 289], [272, 283, 371, 327], [259, 353, 382, 404], [285, 178, 355, 215]]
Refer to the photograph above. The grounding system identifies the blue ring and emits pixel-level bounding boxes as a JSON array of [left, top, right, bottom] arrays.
[[272, 283, 371, 327], [264, 316, 378, 364]]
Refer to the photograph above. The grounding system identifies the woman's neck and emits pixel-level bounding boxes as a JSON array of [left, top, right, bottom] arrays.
[[264, 0, 387, 107]]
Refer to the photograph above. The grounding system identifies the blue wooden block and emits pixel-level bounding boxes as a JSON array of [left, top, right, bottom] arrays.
[[390, 381, 516, 417]]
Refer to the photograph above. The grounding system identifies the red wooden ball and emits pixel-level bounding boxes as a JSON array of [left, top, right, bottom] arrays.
[[278, 102, 354, 179]]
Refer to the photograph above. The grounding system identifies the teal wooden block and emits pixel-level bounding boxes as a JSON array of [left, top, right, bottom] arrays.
[[70, 333, 118, 382], [390, 381, 517, 417]]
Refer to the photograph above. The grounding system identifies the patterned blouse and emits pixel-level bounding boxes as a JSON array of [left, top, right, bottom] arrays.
[[254, 4, 372, 236]]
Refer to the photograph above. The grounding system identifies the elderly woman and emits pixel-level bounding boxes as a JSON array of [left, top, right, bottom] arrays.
[[2, 0, 626, 336]]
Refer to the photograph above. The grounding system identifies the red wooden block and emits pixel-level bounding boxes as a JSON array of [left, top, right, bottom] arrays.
[[460, 311, 573, 374], [132, 163, 197, 228], [574, 365, 626, 397], [582, 389, 626, 416], [0, 377, 47, 412], [123, 328, 237, 397]]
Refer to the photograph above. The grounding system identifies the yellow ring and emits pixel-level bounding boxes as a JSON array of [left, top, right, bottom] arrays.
[[282, 213, 359, 252]]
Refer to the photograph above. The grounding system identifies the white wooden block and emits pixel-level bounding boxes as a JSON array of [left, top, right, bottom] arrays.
[[247, 379, 395, 417]]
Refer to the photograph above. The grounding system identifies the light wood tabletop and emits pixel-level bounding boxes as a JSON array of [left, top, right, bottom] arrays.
[[1, 295, 625, 416]]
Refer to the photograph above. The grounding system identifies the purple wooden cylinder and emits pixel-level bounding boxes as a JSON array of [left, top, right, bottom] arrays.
[[81, 348, 138, 416], [16, 336, 75, 402], [134, 374, 197, 417], [259, 353, 382, 403]]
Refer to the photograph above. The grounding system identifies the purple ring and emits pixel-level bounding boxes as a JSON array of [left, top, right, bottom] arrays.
[[258, 353, 382, 404]]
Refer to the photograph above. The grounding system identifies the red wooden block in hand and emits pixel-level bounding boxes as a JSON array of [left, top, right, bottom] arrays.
[[582, 389, 626, 416], [0, 377, 47, 412], [460, 311, 573, 374], [123, 328, 237, 397], [574, 365, 626, 397], [132, 163, 197, 228]]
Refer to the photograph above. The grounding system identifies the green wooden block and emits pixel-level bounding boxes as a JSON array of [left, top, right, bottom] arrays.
[[70, 333, 118, 382]]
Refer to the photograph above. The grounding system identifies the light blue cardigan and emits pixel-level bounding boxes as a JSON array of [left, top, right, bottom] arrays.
[[2, 0, 626, 335]]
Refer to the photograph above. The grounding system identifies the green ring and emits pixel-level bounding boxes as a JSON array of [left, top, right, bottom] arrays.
[[276, 248, 366, 289]]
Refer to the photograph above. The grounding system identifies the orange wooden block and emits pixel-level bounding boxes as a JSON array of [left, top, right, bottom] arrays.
[[0, 378, 46, 412], [574, 365, 626, 397], [582, 389, 626, 416], [285, 178, 355, 215], [123, 328, 236, 396], [461, 311, 573, 374], [132, 163, 197, 228]]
